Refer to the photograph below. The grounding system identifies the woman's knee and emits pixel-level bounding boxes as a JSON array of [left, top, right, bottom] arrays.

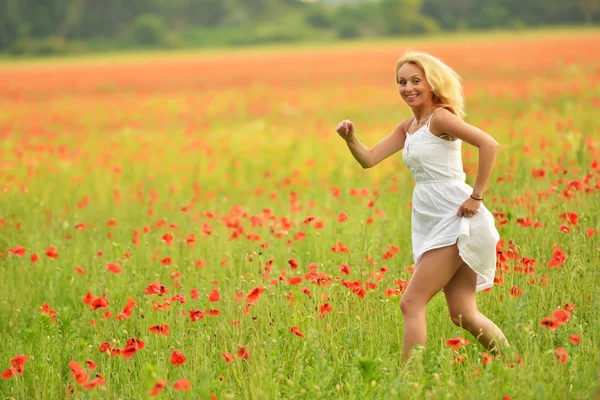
[[449, 309, 476, 327], [400, 295, 426, 316]]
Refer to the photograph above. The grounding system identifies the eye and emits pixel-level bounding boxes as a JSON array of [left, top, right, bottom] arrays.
[[413, 80, 420, 84], [399, 80, 406, 86]]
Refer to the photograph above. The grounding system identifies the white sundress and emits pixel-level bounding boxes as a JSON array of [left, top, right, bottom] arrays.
[[402, 108, 499, 292]]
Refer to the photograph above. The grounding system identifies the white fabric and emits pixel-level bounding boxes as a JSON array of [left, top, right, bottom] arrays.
[[402, 111, 499, 291]]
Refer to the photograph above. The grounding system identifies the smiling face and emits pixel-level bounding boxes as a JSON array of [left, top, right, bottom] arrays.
[[397, 62, 434, 109]]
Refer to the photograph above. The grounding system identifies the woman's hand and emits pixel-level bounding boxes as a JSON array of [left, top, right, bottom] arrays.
[[336, 119, 355, 141], [457, 197, 481, 218]]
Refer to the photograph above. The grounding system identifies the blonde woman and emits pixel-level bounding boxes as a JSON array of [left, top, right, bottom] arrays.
[[336, 50, 509, 362]]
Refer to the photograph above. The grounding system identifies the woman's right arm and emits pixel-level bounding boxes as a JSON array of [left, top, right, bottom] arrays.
[[337, 118, 411, 169]]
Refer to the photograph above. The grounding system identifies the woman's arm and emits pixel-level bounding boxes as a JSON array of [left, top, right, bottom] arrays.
[[341, 118, 411, 169], [431, 109, 498, 217], [430, 110, 499, 198]]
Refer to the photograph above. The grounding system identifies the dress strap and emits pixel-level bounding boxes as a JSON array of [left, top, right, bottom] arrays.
[[425, 105, 449, 130], [407, 117, 417, 135]]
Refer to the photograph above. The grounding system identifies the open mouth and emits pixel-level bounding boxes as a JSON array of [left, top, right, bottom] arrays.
[[406, 94, 419, 101]]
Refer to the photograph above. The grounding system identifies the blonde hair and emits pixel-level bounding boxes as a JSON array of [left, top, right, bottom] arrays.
[[395, 50, 465, 119]]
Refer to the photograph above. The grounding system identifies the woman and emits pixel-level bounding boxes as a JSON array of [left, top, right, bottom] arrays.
[[336, 50, 509, 362]]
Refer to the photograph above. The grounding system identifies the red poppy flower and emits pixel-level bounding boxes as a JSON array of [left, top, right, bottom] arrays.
[[81, 373, 106, 390], [205, 309, 220, 316], [126, 337, 145, 350], [75, 267, 86, 275], [9, 245, 26, 257], [287, 276, 303, 285], [106, 263, 122, 274], [82, 292, 94, 305], [160, 257, 172, 265], [569, 334, 581, 344], [171, 350, 187, 366], [222, 352, 234, 362], [291, 326, 305, 338], [208, 288, 220, 302], [173, 379, 191, 391], [84, 360, 97, 370], [555, 347, 568, 364], [150, 380, 167, 396], [98, 342, 112, 354], [46, 246, 59, 259], [0, 367, 17, 379], [547, 247, 566, 268], [149, 324, 170, 335], [587, 228, 598, 238], [31, 253, 39, 263], [247, 287, 265, 304], [10, 355, 28, 375], [531, 168, 546, 178], [40, 303, 57, 323], [121, 346, 138, 359], [558, 224, 570, 234], [337, 212, 349, 222], [191, 288, 199, 301], [330, 241, 350, 253], [339, 264, 351, 275], [319, 303, 332, 318], [453, 355, 466, 364], [563, 303, 576, 312], [540, 317, 558, 331], [445, 337, 470, 351], [509, 286, 523, 297], [288, 259, 299, 269], [552, 309, 571, 326], [90, 297, 109, 310], [301, 287, 311, 297], [559, 212, 578, 225], [237, 345, 250, 359], [481, 352, 493, 365], [161, 233, 174, 246], [190, 309, 204, 322], [145, 281, 170, 296], [170, 293, 186, 304], [68, 361, 88, 384]]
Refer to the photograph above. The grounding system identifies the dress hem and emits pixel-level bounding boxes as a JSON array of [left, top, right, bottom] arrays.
[[413, 233, 494, 293]]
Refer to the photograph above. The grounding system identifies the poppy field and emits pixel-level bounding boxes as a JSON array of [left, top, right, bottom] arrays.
[[0, 30, 599, 399]]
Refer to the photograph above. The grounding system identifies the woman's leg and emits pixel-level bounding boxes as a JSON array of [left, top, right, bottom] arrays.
[[400, 244, 464, 362], [443, 262, 509, 353]]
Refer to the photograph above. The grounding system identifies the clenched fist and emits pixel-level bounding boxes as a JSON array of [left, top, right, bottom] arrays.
[[336, 119, 355, 141]]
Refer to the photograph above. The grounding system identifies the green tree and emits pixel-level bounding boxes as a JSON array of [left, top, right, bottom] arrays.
[[133, 13, 166, 45], [380, 0, 424, 35]]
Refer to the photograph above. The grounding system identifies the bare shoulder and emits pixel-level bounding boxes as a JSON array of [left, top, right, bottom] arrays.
[[397, 117, 415, 135], [432, 107, 461, 126], [429, 107, 463, 139], [430, 106, 498, 147]]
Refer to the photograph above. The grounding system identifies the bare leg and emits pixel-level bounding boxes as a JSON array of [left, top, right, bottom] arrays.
[[444, 262, 510, 354], [400, 244, 464, 363]]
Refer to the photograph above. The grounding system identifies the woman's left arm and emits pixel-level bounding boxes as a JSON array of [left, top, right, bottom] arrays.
[[430, 110, 499, 216]]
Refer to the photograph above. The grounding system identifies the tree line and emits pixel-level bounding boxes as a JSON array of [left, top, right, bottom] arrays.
[[1, 0, 598, 55]]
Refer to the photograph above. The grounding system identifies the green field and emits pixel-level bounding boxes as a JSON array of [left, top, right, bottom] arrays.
[[0, 29, 599, 399]]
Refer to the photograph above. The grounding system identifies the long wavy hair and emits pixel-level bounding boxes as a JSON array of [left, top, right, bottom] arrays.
[[395, 50, 465, 119]]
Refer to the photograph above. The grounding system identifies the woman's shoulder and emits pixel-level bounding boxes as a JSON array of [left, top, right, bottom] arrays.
[[430, 105, 461, 126], [429, 105, 463, 139], [398, 116, 416, 133]]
